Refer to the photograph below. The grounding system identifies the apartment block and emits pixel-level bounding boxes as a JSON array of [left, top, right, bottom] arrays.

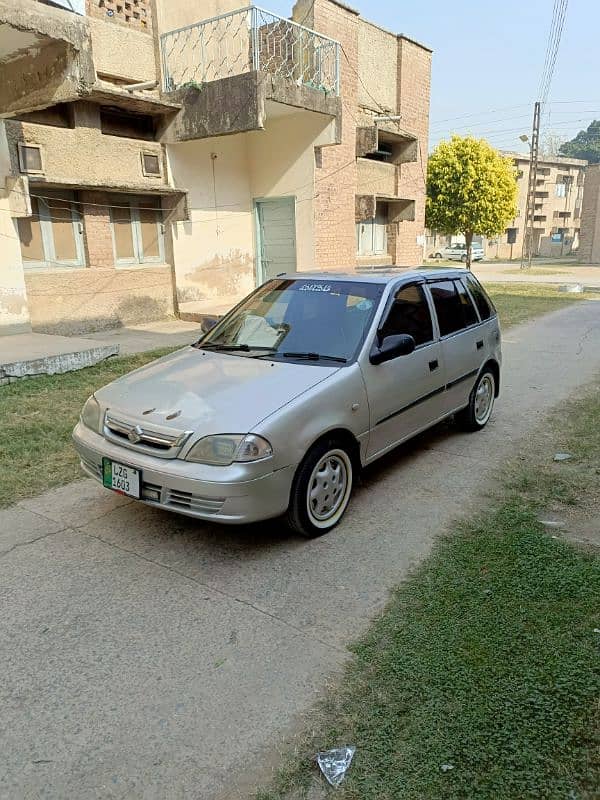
[[0, 0, 431, 335], [485, 152, 587, 261]]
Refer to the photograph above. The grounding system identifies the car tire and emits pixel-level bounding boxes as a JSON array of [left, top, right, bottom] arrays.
[[460, 254, 468, 263], [456, 369, 496, 432], [434, 252, 443, 259], [286, 439, 354, 538]]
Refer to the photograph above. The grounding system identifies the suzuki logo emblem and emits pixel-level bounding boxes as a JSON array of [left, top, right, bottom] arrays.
[[128, 424, 144, 444]]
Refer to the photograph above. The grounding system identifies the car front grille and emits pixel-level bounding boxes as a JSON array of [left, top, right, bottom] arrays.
[[103, 412, 192, 459]]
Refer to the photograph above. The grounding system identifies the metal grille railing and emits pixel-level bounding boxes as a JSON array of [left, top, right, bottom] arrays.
[[160, 6, 340, 96]]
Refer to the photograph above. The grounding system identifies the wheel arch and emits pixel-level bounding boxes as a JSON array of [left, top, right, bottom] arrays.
[[481, 358, 500, 397], [302, 427, 362, 473]]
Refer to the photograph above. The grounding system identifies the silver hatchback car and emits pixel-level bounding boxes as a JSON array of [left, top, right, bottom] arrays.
[[73, 269, 501, 536]]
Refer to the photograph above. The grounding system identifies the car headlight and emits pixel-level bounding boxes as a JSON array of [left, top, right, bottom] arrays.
[[81, 395, 102, 433], [186, 434, 273, 466]]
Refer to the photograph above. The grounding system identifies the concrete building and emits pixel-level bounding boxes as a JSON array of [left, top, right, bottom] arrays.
[[0, 0, 431, 335], [486, 152, 586, 261], [579, 164, 600, 264]]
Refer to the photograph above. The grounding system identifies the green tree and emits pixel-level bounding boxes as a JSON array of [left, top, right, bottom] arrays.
[[559, 120, 600, 164], [426, 136, 518, 268]]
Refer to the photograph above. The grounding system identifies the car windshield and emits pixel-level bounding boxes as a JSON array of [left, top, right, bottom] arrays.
[[198, 278, 384, 363]]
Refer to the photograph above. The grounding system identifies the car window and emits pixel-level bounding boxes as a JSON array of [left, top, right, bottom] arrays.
[[379, 283, 433, 346], [454, 279, 479, 326], [428, 280, 466, 337], [463, 274, 494, 320], [201, 278, 383, 362]]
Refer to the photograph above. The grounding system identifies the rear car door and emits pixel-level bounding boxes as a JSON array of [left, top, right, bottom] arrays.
[[362, 281, 446, 460], [426, 278, 485, 414]]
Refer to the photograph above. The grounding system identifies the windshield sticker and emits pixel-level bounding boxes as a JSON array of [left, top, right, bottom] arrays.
[[299, 283, 332, 293]]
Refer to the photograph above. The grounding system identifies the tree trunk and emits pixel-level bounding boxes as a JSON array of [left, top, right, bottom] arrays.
[[465, 231, 473, 270]]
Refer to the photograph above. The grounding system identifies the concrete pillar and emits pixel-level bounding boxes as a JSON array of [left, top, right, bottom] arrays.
[[0, 122, 31, 335]]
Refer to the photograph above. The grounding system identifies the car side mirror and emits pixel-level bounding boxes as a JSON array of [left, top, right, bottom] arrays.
[[370, 333, 416, 365], [200, 316, 220, 334]]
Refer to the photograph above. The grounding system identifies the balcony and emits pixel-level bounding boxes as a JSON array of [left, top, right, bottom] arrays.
[[159, 6, 341, 141], [0, 0, 94, 117]]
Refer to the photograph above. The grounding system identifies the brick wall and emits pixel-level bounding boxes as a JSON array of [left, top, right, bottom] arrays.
[[86, 0, 153, 33], [392, 37, 431, 266], [579, 165, 600, 264], [81, 190, 116, 268], [310, 0, 359, 270]]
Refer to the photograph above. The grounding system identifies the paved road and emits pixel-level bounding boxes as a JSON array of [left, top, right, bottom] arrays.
[[2, 302, 600, 800]]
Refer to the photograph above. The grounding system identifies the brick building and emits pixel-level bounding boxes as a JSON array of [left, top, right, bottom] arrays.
[[579, 164, 600, 263], [0, 0, 431, 335]]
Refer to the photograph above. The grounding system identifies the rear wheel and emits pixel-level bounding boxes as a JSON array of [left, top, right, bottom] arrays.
[[460, 253, 468, 263], [456, 369, 495, 431], [286, 439, 354, 537], [434, 252, 443, 259]]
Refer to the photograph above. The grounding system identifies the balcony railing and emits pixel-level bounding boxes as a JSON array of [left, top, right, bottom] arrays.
[[160, 6, 340, 96]]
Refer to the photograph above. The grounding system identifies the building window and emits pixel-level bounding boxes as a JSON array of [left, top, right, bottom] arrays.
[[100, 108, 156, 140], [356, 203, 388, 256], [18, 142, 45, 175], [17, 192, 84, 270], [555, 182, 566, 198], [109, 196, 164, 266], [141, 151, 162, 177]]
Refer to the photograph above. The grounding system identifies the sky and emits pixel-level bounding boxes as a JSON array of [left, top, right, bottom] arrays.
[[269, 0, 600, 155]]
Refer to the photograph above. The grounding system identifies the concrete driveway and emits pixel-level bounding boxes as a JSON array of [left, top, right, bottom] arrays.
[[2, 301, 600, 800]]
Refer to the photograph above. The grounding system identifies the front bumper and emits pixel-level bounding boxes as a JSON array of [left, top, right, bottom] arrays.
[[72, 422, 296, 524]]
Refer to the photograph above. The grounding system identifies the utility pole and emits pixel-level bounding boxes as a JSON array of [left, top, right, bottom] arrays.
[[521, 101, 541, 270]]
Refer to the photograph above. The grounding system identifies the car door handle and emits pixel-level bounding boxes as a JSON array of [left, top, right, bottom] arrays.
[[429, 359, 439, 371], [476, 340, 484, 350]]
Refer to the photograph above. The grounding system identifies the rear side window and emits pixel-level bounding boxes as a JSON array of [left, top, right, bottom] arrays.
[[454, 279, 479, 326], [428, 280, 465, 336], [464, 274, 494, 320], [379, 283, 434, 346]]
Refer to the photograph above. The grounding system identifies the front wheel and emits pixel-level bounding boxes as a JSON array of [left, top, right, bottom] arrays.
[[456, 369, 496, 431], [434, 252, 443, 260], [286, 440, 354, 537], [460, 253, 468, 263]]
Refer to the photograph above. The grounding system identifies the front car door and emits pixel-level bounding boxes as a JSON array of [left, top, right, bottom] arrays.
[[361, 281, 446, 461], [426, 277, 485, 414]]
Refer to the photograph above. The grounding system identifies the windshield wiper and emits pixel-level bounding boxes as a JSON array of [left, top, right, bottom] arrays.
[[198, 343, 275, 353], [282, 351, 347, 363]]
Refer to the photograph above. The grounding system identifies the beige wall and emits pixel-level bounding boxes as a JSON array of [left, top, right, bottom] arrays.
[[88, 17, 157, 83], [24, 266, 174, 334], [0, 121, 30, 334], [154, 0, 250, 35], [357, 158, 396, 198], [167, 106, 334, 308], [357, 19, 397, 112], [4, 105, 167, 193]]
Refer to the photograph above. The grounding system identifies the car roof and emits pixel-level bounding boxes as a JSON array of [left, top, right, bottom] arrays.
[[275, 268, 468, 285]]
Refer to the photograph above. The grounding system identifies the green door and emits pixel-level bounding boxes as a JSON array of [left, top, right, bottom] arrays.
[[255, 197, 297, 282]]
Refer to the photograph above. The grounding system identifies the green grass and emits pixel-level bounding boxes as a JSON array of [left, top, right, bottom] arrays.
[[484, 283, 599, 329], [256, 388, 600, 800], [503, 267, 569, 276], [0, 347, 176, 508]]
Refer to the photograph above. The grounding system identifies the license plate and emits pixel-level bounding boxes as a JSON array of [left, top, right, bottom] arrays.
[[102, 458, 141, 499]]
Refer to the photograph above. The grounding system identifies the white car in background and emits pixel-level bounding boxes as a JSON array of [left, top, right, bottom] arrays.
[[434, 243, 484, 262]]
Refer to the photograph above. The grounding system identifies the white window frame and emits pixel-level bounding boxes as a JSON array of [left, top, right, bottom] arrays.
[[555, 182, 566, 198], [20, 193, 84, 271], [140, 150, 163, 178], [18, 142, 45, 176], [109, 197, 165, 267]]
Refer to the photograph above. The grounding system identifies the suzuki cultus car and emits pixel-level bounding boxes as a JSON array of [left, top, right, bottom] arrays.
[[73, 269, 500, 536]]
